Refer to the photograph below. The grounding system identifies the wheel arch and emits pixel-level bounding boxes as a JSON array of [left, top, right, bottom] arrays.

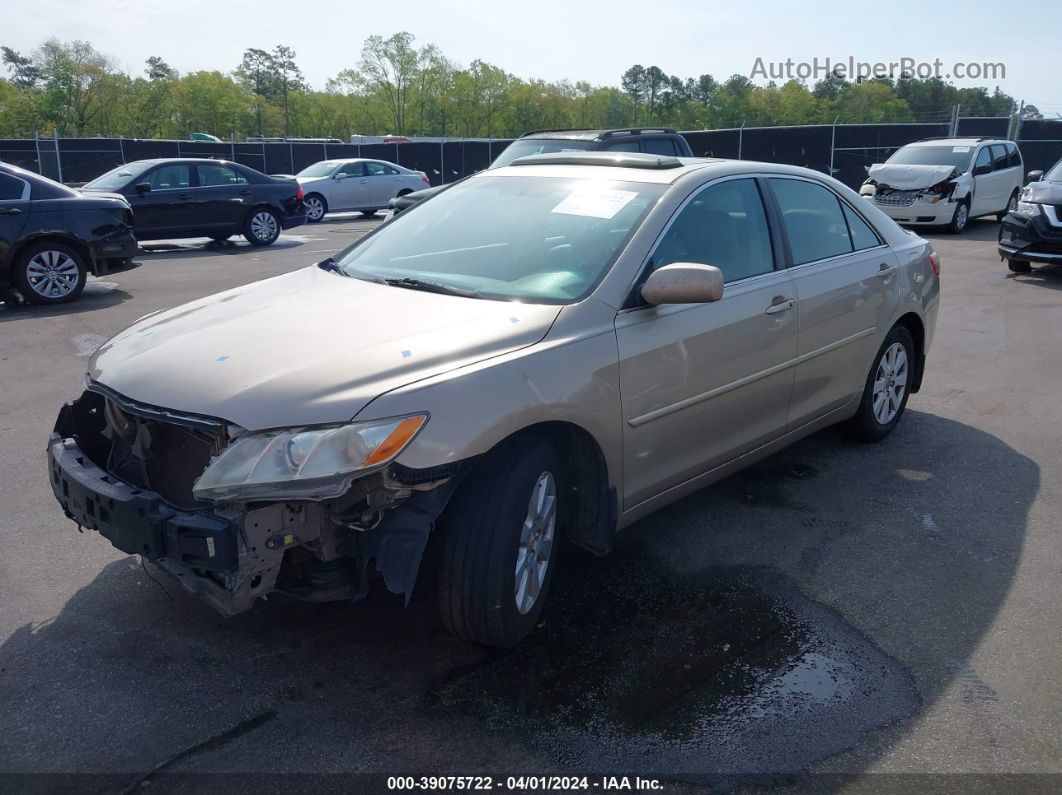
[[894, 312, 926, 393], [11, 233, 95, 274]]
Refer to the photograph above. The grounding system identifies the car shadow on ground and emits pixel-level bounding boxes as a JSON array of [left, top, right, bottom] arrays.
[[0, 279, 131, 321], [0, 411, 1037, 789], [136, 236, 310, 260], [1006, 262, 1062, 292], [918, 218, 1000, 243]]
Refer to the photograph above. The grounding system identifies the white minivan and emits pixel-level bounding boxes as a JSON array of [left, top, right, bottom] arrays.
[[860, 138, 1023, 233]]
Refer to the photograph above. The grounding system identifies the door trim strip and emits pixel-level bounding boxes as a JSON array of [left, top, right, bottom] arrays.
[[627, 326, 876, 427]]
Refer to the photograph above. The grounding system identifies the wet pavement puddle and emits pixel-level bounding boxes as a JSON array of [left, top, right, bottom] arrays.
[[431, 555, 919, 774]]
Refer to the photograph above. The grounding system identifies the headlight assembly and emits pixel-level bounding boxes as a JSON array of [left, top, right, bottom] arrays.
[[192, 414, 428, 502], [1012, 201, 1042, 219]]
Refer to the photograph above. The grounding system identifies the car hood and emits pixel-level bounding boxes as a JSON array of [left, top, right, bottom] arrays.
[[89, 266, 561, 430], [867, 163, 956, 190], [1022, 179, 1062, 204]]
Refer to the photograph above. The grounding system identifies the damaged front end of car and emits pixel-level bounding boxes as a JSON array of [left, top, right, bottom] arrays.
[[861, 174, 958, 208], [47, 383, 465, 616]]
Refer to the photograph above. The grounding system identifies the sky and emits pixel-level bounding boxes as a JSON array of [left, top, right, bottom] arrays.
[[3, 0, 1060, 116]]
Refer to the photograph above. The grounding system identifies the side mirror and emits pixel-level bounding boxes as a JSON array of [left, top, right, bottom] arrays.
[[334, 173, 347, 180], [134, 182, 151, 193], [973, 164, 992, 177], [1027, 170, 1044, 182], [641, 263, 724, 306]]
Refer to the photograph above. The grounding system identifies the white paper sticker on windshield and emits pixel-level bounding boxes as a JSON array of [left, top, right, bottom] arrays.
[[552, 188, 638, 219], [952, 146, 971, 152]]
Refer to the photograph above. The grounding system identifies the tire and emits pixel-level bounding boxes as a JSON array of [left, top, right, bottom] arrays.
[[243, 207, 281, 246], [437, 437, 562, 647], [847, 325, 916, 443], [1008, 258, 1032, 274], [360, 210, 378, 218], [997, 191, 1019, 223], [304, 194, 327, 223], [12, 241, 87, 305], [946, 200, 969, 234]]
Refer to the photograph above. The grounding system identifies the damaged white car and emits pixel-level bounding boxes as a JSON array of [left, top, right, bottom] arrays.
[[860, 138, 1023, 233]]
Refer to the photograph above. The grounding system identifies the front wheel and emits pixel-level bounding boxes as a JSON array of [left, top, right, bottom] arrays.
[[947, 200, 969, 234], [13, 241, 87, 304], [244, 208, 281, 246], [437, 437, 561, 647], [847, 325, 916, 443]]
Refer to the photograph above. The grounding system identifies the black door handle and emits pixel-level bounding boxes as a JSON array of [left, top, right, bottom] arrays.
[[239, 189, 252, 196]]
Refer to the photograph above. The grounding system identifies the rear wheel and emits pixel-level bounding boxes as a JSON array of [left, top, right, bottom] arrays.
[[437, 437, 561, 647], [304, 194, 327, 223], [847, 325, 916, 443], [947, 200, 969, 234], [1007, 258, 1032, 273], [13, 241, 87, 304], [997, 191, 1019, 223], [244, 208, 281, 246]]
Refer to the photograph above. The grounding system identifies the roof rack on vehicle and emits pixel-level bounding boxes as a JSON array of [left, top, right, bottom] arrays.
[[509, 152, 683, 169], [518, 127, 680, 138], [916, 136, 999, 143]]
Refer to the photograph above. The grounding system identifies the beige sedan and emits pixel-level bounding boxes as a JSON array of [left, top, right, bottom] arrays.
[[49, 151, 940, 646]]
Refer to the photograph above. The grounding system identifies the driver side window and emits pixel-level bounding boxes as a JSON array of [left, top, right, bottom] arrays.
[[147, 164, 191, 190], [652, 178, 774, 283], [973, 147, 992, 174], [339, 162, 365, 177]]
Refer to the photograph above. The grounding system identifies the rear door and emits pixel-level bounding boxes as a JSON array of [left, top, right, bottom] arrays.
[[616, 176, 798, 507], [989, 144, 1017, 211], [195, 163, 252, 232], [970, 146, 996, 216], [125, 163, 197, 236], [0, 172, 30, 268], [767, 176, 900, 428], [643, 138, 679, 156], [364, 161, 402, 207]]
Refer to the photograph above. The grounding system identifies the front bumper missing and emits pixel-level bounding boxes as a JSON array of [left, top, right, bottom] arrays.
[[872, 195, 954, 225]]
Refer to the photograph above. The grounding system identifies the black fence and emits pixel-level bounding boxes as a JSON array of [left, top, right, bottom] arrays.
[[2, 117, 1061, 190]]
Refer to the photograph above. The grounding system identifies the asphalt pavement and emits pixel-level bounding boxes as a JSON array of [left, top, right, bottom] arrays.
[[1, 214, 1060, 792]]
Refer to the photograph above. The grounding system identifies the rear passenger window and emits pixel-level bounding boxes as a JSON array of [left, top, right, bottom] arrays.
[[0, 173, 26, 200], [605, 141, 641, 152], [653, 178, 774, 282], [198, 164, 247, 187], [1007, 143, 1023, 169], [842, 204, 881, 251], [991, 145, 1009, 171], [770, 178, 853, 265], [644, 139, 677, 156]]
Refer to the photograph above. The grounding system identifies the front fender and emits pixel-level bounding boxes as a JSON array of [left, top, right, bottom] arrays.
[[353, 301, 624, 496]]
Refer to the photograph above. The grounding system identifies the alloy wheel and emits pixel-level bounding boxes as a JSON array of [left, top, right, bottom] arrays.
[[25, 250, 80, 299], [872, 342, 908, 425], [305, 197, 324, 221], [514, 471, 557, 615], [954, 203, 968, 231]]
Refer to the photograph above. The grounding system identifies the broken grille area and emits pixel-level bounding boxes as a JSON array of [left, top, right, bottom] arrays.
[[68, 389, 227, 509], [874, 191, 917, 207]]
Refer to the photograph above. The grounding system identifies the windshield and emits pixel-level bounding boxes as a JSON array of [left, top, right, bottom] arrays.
[[298, 161, 341, 178], [490, 139, 596, 168], [82, 162, 151, 190], [335, 175, 664, 304], [885, 145, 974, 171], [1045, 159, 1062, 182]]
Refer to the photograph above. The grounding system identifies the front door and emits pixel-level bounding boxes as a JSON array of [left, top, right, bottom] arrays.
[[330, 161, 368, 211], [125, 163, 197, 237], [616, 176, 798, 508], [767, 177, 899, 428], [970, 146, 996, 217], [195, 163, 252, 232]]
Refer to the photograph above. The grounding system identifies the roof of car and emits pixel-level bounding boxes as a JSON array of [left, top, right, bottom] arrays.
[[520, 128, 681, 141], [908, 138, 1009, 147], [490, 154, 725, 184]]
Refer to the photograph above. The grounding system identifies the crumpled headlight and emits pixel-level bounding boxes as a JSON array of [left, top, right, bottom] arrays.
[[192, 414, 428, 502], [1012, 201, 1042, 219]]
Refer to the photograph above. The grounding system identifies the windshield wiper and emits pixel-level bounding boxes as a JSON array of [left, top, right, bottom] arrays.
[[381, 277, 481, 298]]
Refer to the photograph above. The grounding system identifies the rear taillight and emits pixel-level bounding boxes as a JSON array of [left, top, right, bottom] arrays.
[[296, 183, 304, 200], [421, 174, 430, 185], [929, 250, 941, 277]]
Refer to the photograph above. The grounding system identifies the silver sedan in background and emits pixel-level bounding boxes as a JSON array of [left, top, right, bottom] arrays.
[[296, 158, 429, 221]]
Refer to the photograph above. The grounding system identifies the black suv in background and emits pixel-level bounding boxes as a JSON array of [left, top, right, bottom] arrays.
[[81, 159, 306, 246], [998, 158, 1062, 273], [1, 163, 139, 304], [389, 128, 694, 215]]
